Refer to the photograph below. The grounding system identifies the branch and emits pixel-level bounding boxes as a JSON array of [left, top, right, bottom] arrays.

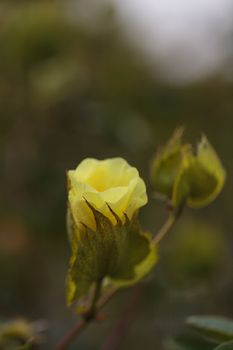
[[54, 280, 113, 350], [101, 285, 144, 350], [152, 204, 184, 245], [54, 318, 86, 350]]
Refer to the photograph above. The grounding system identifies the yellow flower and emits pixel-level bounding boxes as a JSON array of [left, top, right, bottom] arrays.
[[68, 157, 147, 231], [66, 158, 157, 305]]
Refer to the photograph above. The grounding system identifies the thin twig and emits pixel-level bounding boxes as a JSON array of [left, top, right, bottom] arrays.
[[54, 280, 105, 350], [54, 318, 86, 350], [97, 286, 118, 309], [152, 213, 177, 245], [101, 285, 144, 350], [85, 278, 103, 321], [152, 204, 184, 245]]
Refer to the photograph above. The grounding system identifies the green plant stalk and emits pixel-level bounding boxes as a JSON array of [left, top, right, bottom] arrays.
[[152, 204, 184, 245]]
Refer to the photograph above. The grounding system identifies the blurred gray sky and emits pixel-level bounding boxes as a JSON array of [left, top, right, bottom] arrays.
[[110, 0, 233, 82]]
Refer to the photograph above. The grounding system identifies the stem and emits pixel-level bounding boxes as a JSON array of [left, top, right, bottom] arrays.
[[101, 285, 144, 350], [85, 278, 102, 321], [97, 286, 117, 309], [152, 204, 184, 245], [54, 280, 104, 350], [54, 319, 86, 350], [152, 213, 176, 245]]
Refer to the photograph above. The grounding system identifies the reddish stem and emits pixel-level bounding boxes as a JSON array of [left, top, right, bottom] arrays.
[[101, 285, 144, 350], [54, 318, 86, 350]]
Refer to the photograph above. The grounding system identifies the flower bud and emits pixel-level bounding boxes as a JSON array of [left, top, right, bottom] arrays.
[[173, 136, 226, 208], [150, 128, 186, 198], [66, 158, 157, 306], [68, 158, 148, 231], [150, 130, 226, 209]]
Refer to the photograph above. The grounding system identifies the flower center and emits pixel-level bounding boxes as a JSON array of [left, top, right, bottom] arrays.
[[85, 166, 130, 192]]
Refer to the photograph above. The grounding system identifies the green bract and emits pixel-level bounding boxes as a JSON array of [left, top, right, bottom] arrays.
[[151, 130, 226, 209], [150, 128, 185, 198], [66, 201, 157, 307], [173, 136, 226, 208]]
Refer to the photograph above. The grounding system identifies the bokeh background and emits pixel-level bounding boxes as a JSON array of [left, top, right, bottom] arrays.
[[0, 1, 233, 349]]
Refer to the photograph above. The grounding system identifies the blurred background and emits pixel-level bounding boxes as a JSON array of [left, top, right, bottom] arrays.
[[0, 0, 233, 349]]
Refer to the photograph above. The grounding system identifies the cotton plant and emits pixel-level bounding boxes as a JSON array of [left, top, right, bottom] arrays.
[[52, 128, 226, 350]]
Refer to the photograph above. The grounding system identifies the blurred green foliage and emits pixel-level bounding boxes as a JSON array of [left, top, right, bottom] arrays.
[[187, 315, 233, 343], [0, 318, 38, 349], [166, 315, 233, 350], [161, 219, 226, 288]]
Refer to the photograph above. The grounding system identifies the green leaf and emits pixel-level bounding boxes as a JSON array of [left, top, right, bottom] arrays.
[[214, 341, 233, 350], [165, 335, 214, 350], [173, 136, 226, 208], [67, 202, 157, 305], [150, 128, 185, 198], [187, 316, 233, 342]]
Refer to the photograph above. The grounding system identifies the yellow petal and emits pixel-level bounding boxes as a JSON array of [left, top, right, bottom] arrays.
[[68, 158, 147, 230]]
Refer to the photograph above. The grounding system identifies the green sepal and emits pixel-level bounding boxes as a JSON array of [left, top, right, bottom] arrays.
[[150, 128, 185, 198], [187, 315, 233, 343], [66, 201, 157, 306], [173, 136, 226, 208]]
